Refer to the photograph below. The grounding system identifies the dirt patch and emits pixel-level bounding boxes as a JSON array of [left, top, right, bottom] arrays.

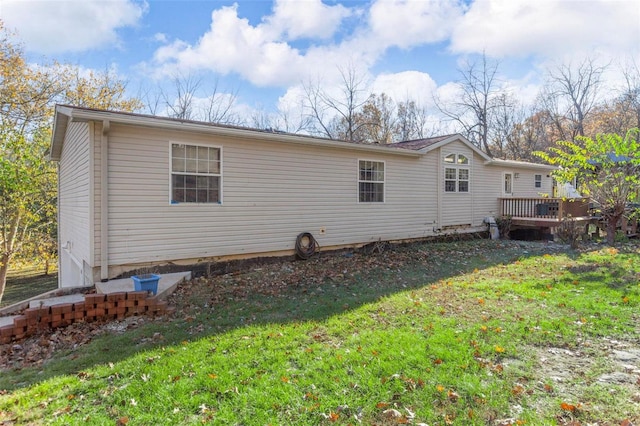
[[506, 338, 640, 422]]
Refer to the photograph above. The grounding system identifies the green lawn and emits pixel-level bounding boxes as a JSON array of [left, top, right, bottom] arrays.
[[1, 263, 58, 308], [1, 240, 639, 425]]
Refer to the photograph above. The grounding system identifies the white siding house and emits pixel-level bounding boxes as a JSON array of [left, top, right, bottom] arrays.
[[50, 105, 555, 288]]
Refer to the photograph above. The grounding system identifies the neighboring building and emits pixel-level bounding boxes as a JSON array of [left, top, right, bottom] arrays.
[[50, 105, 555, 288]]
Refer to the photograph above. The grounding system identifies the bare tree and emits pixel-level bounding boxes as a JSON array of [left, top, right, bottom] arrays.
[[152, 73, 241, 124], [489, 93, 516, 159], [201, 79, 241, 125], [302, 65, 371, 141], [541, 57, 608, 139], [395, 99, 438, 141], [434, 53, 503, 156], [162, 74, 200, 120], [619, 57, 640, 129], [250, 101, 314, 135]]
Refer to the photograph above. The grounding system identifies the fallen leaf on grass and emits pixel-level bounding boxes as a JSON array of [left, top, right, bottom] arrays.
[[511, 385, 524, 396], [560, 402, 581, 412]]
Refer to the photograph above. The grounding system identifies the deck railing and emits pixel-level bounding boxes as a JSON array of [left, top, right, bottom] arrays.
[[499, 197, 590, 219]]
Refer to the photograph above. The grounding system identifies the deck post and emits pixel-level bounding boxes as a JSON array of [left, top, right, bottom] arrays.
[[558, 200, 564, 219]]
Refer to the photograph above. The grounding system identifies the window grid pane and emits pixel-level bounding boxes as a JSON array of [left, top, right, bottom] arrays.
[[358, 160, 384, 202], [171, 144, 221, 203], [443, 153, 470, 193], [445, 168, 456, 179]]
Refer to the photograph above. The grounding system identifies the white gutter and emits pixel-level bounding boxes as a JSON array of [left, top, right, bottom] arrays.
[[63, 108, 422, 158], [485, 158, 556, 171]]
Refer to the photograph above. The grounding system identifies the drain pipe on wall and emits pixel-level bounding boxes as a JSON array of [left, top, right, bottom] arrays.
[[100, 119, 110, 282]]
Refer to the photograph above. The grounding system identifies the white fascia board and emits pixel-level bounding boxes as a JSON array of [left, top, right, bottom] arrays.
[[65, 108, 422, 158], [486, 158, 557, 171], [419, 134, 493, 161]]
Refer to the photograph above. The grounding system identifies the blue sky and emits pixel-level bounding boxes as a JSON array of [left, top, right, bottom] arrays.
[[2, 0, 639, 124]]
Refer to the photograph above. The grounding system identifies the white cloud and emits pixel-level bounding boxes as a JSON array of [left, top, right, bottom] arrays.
[[153, 33, 168, 43], [372, 71, 438, 107], [1, 0, 147, 54], [451, 0, 640, 58], [368, 0, 464, 49], [148, 4, 305, 86], [266, 0, 351, 40], [146, 0, 465, 90]]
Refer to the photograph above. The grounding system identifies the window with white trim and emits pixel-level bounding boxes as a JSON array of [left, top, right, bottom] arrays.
[[504, 173, 513, 195], [534, 174, 542, 188], [444, 153, 470, 193], [358, 160, 384, 202], [171, 143, 221, 203]]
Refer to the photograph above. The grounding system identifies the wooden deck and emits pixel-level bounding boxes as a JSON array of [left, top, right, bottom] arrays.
[[510, 216, 592, 228], [500, 197, 590, 221], [500, 197, 639, 238], [500, 197, 592, 234]]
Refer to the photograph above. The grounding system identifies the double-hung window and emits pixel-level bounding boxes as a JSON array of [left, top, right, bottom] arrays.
[[444, 153, 470, 193], [171, 143, 221, 204], [534, 174, 542, 188], [358, 160, 384, 202]]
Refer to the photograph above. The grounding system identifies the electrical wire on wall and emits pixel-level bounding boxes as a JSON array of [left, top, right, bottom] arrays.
[[295, 232, 319, 260]]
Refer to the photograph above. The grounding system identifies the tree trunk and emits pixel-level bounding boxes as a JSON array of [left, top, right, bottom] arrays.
[[0, 254, 10, 305], [605, 213, 623, 245]]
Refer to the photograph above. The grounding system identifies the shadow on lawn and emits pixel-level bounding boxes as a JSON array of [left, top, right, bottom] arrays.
[[1, 270, 58, 308], [0, 238, 618, 390]]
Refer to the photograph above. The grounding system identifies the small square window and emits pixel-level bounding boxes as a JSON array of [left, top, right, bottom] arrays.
[[535, 174, 542, 188]]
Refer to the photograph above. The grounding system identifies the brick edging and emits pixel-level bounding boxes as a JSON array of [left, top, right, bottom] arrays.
[[0, 291, 170, 344]]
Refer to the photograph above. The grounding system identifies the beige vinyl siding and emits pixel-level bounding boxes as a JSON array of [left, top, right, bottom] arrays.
[[104, 124, 438, 267], [512, 170, 553, 197], [58, 121, 91, 267], [471, 154, 503, 226], [440, 142, 473, 227]]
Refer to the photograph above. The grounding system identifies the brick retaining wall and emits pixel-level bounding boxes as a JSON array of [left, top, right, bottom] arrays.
[[0, 291, 169, 344]]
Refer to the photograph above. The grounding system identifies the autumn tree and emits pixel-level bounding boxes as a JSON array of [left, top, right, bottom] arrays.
[[396, 99, 435, 141], [61, 66, 143, 112], [0, 22, 141, 303], [536, 129, 640, 245]]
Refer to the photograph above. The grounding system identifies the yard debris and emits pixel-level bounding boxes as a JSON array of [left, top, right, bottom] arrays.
[[0, 316, 145, 370]]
